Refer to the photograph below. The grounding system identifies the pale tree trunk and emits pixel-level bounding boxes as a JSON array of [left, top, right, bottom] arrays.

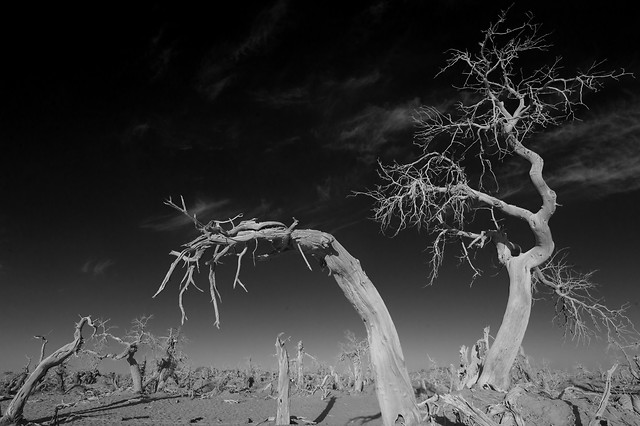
[[295, 231, 421, 426], [476, 256, 532, 390], [330, 366, 342, 391], [296, 341, 304, 390], [353, 358, 364, 393], [475, 134, 556, 390], [156, 213, 421, 426], [275, 335, 290, 426], [115, 345, 143, 394], [127, 357, 143, 394], [0, 317, 94, 426]]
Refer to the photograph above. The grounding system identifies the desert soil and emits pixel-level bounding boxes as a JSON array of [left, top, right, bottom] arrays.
[[12, 387, 384, 425], [6, 383, 640, 425]]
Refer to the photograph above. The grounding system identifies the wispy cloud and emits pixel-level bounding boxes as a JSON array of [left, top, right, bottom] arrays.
[[335, 70, 382, 91], [199, 75, 235, 102], [197, 1, 288, 101], [543, 108, 640, 198], [254, 86, 310, 108], [332, 98, 420, 163], [141, 198, 233, 231], [81, 259, 115, 277], [253, 70, 380, 110], [233, 0, 288, 60], [498, 101, 640, 200]]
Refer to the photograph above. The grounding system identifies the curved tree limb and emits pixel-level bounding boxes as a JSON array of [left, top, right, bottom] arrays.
[[155, 202, 421, 425]]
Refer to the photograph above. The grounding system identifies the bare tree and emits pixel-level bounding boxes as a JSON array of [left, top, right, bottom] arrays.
[[93, 316, 154, 394], [154, 197, 421, 426], [366, 9, 632, 390], [144, 327, 186, 392], [339, 330, 369, 393], [0, 317, 95, 426]]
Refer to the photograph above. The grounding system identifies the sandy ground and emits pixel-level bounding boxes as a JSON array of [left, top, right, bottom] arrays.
[[5, 383, 640, 425], [14, 387, 385, 425]]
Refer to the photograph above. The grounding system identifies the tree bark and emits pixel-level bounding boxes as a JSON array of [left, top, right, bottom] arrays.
[[296, 341, 304, 390], [127, 357, 143, 394], [0, 317, 94, 426], [157, 216, 421, 426], [475, 133, 556, 390], [294, 231, 421, 426], [115, 345, 143, 394], [275, 335, 290, 426], [476, 256, 532, 390], [353, 358, 364, 393]]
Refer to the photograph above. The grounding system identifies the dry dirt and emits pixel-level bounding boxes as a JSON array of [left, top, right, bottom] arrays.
[[11, 387, 384, 426], [5, 383, 640, 425]]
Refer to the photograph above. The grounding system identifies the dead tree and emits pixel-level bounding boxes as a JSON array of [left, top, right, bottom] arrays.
[[365, 9, 633, 390], [0, 316, 95, 426], [275, 334, 290, 425], [6, 358, 30, 395], [55, 364, 67, 393], [154, 197, 421, 426], [339, 331, 369, 393], [144, 328, 184, 392], [93, 316, 154, 394]]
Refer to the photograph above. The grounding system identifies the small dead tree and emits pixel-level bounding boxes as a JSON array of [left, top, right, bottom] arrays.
[[55, 363, 67, 393], [365, 9, 633, 390], [5, 358, 30, 395], [275, 334, 290, 426], [0, 316, 95, 426], [154, 197, 421, 426], [93, 316, 154, 394], [339, 331, 369, 393], [144, 327, 185, 392]]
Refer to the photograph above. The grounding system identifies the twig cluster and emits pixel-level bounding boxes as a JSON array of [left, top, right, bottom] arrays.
[[154, 196, 306, 327], [534, 252, 638, 348], [365, 7, 627, 285]]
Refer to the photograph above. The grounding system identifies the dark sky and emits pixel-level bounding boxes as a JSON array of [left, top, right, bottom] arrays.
[[1, 1, 639, 374]]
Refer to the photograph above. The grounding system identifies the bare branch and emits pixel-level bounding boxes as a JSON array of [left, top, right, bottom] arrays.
[[361, 8, 629, 283], [534, 251, 638, 347], [156, 199, 300, 325]]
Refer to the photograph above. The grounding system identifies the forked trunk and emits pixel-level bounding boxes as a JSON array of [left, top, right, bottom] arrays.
[[296, 231, 421, 426], [476, 256, 532, 390]]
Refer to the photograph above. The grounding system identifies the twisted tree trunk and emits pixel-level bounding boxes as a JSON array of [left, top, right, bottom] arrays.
[[476, 134, 556, 390]]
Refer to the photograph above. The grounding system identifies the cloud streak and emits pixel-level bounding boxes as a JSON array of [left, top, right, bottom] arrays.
[[81, 259, 115, 277], [197, 1, 288, 101], [141, 198, 233, 231], [331, 98, 420, 163], [233, 0, 288, 60]]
